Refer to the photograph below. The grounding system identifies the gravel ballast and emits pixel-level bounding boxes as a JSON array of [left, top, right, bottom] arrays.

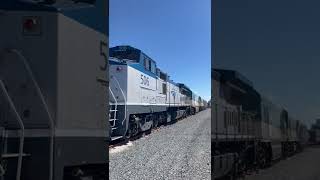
[[109, 109, 211, 180]]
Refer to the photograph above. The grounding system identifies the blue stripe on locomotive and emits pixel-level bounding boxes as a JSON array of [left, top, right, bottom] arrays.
[[129, 63, 157, 79], [109, 60, 158, 79]]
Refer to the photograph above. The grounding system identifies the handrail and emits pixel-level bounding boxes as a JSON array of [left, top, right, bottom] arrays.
[[6, 49, 54, 180], [111, 76, 127, 125], [0, 80, 24, 180], [109, 86, 118, 128], [109, 81, 118, 105]]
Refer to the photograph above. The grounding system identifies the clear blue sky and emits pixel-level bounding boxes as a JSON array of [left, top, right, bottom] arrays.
[[110, 0, 211, 101]]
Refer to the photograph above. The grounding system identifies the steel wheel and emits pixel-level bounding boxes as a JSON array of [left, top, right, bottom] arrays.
[[257, 145, 267, 168], [127, 119, 139, 138]]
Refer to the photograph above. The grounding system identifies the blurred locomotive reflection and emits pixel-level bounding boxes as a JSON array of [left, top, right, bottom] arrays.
[[212, 69, 309, 179], [310, 119, 320, 144]]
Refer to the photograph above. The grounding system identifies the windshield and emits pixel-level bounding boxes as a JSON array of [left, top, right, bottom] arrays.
[[110, 48, 140, 63]]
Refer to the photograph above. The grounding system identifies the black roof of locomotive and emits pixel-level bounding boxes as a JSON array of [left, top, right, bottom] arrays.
[[213, 68, 261, 116], [213, 69, 253, 87]]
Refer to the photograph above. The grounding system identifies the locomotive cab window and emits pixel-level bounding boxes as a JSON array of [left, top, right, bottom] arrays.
[[162, 83, 167, 94], [144, 58, 150, 71], [156, 68, 161, 77], [160, 71, 167, 81], [151, 61, 156, 74], [148, 60, 152, 71]]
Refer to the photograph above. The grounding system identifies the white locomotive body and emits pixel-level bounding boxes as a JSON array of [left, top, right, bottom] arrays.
[[109, 46, 205, 140]]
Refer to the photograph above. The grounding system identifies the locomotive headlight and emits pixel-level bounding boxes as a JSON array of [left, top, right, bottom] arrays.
[[24, 19, 36, 30], [23, 17, 41, 36]]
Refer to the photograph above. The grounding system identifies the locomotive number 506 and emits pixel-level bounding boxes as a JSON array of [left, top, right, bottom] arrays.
[[141, 74, 150, 86]]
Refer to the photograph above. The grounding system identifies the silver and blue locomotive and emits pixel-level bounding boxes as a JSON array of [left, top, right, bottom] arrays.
[[109, 46, 206, 140]]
